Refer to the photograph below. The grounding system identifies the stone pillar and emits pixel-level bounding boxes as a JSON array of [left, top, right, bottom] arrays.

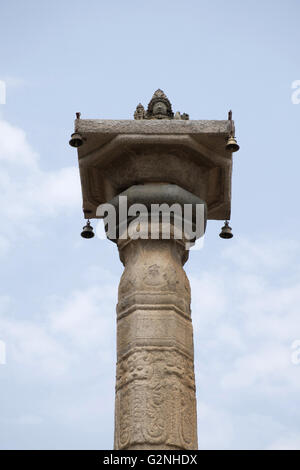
[[114, 221, 198, 450], [71, 89, 238, 450]]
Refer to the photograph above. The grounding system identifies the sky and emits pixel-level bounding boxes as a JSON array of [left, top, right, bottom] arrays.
[[0, 0, 300, 450]]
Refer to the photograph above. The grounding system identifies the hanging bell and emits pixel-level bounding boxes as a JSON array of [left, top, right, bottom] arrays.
[[219, 220, 233, 239], [226, 135, 240, 153], [81, 220, 94, 239], [69, 132, 83, 148]]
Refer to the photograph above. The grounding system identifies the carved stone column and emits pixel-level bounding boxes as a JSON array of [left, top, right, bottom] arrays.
[[71, 89, 238, 450], [114, 223, 198, 450]]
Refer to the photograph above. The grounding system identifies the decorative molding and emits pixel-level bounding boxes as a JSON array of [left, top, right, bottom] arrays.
[[115, 346, 197, 449]]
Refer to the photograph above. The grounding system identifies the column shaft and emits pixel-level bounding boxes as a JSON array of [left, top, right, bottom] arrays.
[[114, 236, 198, 450]]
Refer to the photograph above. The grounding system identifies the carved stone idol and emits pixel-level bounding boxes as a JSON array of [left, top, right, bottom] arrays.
[[146, 89, 174, 120], [134, 103, 146, 120], [134, 89, 189, 120]]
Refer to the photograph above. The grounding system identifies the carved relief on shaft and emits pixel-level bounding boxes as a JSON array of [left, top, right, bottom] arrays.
[[114, 233, 198, 450]]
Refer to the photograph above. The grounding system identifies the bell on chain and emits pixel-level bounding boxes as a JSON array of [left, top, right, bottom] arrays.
[[69, 132, 84, 148], [81, 220, 95, 239], [226, 135, 240, 153], [219, 220, 233, 239]]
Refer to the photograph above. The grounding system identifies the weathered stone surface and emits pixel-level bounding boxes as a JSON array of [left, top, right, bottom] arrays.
[[75, 118, 232, 136], [114, 223, 198, 450], [98, 183, 206, 243], [75, 119, 233, 220]]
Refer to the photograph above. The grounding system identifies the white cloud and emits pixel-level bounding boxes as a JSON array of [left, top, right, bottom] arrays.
[[0, 272, 117, 448], [0, 269, 118, 380], [191, 238, 300, 449], [197, 402, 234, 449], [49, 284, 117, 352], [0, 120, 38, 168], [222, 238, 299, 273], [0, 119, 81, 251]]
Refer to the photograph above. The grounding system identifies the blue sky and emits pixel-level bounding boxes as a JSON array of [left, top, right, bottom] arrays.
[[0, 0, 300, 449]]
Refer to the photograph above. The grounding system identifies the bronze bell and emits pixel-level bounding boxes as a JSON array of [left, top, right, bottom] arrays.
[[219, 220, 233, 239], [69, 132, 83, 148], [81, 220, 94, 239], [226, 135, 240, 153]]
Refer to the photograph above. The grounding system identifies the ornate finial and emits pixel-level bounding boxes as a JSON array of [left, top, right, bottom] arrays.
[[134, 103, 145, 120], [146, 89, 174, 120], [133, 90, 189, 120]]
